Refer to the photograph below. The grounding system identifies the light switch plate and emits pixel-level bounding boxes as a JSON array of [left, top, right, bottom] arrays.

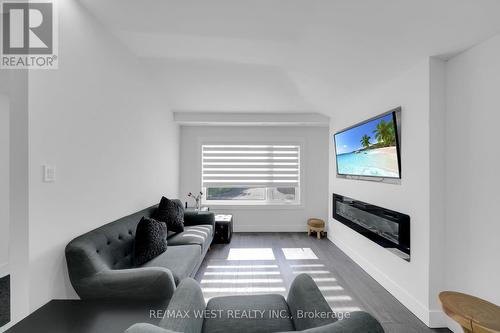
[[43, 165, 56, 182]]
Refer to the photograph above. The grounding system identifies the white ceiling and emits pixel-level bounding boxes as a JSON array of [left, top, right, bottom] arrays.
[[80, 0, 500, 113]]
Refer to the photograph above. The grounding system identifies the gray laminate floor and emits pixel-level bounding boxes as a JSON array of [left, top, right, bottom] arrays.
[[194, 233, 451, 333]]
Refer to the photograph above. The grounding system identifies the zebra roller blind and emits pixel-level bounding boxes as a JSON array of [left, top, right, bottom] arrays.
[[202, 144, 300, 188]]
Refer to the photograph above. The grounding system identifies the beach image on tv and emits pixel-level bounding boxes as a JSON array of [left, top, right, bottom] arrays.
[[335, 113, 400, 178]]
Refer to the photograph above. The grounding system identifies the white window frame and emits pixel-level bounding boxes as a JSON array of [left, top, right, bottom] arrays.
[[200, 143, 302, 207], [202, 186, 301, 206]]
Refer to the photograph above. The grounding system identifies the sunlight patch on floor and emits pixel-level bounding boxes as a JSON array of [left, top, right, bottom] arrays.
[[204, 271, 281, 276], [323, 295, 352, 301], [200, 245, 362, 315], [312, 277, 337, 282], [282, 248, 318, 260], [201, 278, 283, 284], [329, 306, 362, 312], [292, 270, 330, 274], [227, 248, 275, 260], [202, 287, 287, 293], [206, 264, 278, 269], [289, 264, 325, 268]]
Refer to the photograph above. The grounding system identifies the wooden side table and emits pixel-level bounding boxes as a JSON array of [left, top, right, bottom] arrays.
[[439, 291, 500, 333], [307, 218, 325, 239]]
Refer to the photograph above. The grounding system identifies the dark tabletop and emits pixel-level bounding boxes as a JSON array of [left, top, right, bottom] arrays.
[[7, 299, 169, 333]]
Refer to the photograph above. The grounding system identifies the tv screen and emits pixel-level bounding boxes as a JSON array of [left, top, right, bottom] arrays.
[[334, 109, 401, 178]]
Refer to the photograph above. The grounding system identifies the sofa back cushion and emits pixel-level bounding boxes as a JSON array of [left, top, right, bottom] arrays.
[[287, 274, 337, 331], [66, 205, 158, 283], [202, 294, 294, 333], [160, 278, 206, 333], [155, 197, 185, 233]]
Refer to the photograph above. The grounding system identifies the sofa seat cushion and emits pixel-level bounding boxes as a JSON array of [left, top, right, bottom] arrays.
[[202, 294, 295, 333], [140, 244, 200, 285], [167, 225, 213, 253]]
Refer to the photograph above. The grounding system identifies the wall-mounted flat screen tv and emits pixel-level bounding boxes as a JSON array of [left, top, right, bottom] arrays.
[[334, 107, 401, 178]]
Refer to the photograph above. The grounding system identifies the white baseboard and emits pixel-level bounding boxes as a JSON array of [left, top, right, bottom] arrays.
[[428, 309, 447, 328], [328, 234, 443, 327], [235, 225, 307, 232], [445, 317, 464, 333], [0, 321, 13, 333]]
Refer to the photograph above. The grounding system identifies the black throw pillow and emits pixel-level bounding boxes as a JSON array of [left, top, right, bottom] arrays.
[[155, 197, 184, 233], [134, 217, 167, 266]]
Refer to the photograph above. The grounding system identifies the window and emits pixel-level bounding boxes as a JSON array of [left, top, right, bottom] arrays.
[[202, 144, 300, 205]]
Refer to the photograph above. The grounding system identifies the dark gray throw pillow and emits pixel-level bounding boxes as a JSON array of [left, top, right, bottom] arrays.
[[134, 217, 167, 266], [155, 197, 184, 233]]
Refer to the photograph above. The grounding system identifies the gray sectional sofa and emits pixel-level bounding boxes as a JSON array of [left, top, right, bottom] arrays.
[[65, 200, 214, 300], [124, 274, 385, 333]]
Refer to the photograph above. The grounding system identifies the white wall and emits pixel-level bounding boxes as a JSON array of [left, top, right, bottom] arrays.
[[26, 0, 179, 312], [428, 57, 446, 325], [0, 70, 30, 327], [327, 35, 500, 330], [179, 126, 329, 232], [0, 95, 9, 276], [151, 60, 313, 112], [444, 33, 500, 330], [328, 60, 443, 326]]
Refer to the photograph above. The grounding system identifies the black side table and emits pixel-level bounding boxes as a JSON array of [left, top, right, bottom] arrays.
[[213, 214, 233, 244]]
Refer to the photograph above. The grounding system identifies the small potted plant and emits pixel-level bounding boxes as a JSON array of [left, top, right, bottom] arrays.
[[188, 191, 204, 210]]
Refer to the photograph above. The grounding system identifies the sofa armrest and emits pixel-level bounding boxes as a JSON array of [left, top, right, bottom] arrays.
[[76, 267, 176, 300], [298, 312, 385, 333], [184, 211, 215, 228], [125, 323, 177, 333], [287, 273, 337, 330], [159, 278, 206, 333]]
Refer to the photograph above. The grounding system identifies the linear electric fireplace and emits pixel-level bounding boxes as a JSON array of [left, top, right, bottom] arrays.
[[333, 194, 410, 261]]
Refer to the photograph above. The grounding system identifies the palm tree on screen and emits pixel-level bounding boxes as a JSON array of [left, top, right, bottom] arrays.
[[360, 134, 371, 149], [373, 120, 395, 146], [386, 121, 396, 145]]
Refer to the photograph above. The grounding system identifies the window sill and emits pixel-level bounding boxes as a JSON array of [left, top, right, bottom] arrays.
[[204, 203, 304, 210]]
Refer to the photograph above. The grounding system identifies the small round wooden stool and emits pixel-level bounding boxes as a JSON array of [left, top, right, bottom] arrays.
[[307, 218, 325, 239], [439, 291, 500, 333]]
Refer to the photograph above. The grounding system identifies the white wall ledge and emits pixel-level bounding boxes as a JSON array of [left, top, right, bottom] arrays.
[[174, 111, 330, 127]]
